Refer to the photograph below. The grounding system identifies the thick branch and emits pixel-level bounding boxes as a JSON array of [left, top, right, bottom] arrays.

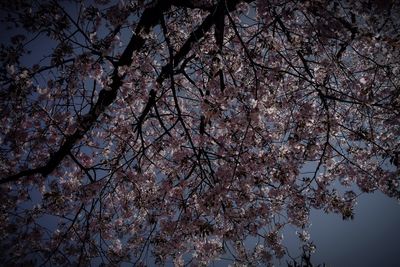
[[1, 0, 255, 184], [171, 0, 214, 11], [157, 0, 254, 83], [1, 1, 172, 184]]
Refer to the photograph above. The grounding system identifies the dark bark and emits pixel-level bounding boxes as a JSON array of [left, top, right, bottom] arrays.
[[1, 0, 255, 184]]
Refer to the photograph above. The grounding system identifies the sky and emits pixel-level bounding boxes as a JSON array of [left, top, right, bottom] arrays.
[[166, 188, 400, 267], [175, 190, 400, 267], [308, 191, 400, 267]]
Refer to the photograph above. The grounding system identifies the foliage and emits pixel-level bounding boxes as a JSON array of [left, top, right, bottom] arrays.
[[0, 0, 399, 265]]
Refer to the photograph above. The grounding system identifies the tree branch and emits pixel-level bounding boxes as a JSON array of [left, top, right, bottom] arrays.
[[1, 0, 172, 184], [1, 0, 255, 184]]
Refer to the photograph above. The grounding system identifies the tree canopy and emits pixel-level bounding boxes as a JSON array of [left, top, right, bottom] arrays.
[[0, 0, 399, 266]]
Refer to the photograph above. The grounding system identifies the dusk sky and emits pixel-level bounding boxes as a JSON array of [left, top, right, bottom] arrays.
[[191, 191, 400, 267], [301, 192, 400, 267]]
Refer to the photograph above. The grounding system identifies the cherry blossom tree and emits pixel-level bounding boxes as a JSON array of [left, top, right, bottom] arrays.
[[1, 0, 399, 265]]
